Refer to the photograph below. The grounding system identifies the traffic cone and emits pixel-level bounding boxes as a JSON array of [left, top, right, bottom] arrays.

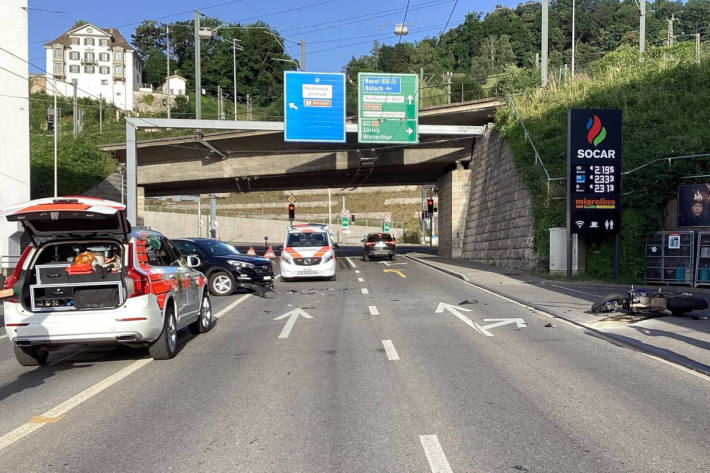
[[263, 246, 276, 259], [246, 246, 256, 255]]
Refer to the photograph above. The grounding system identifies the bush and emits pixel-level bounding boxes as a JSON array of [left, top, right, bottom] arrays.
[[403, 229, 421, 244], [143, 94, 154, 105]]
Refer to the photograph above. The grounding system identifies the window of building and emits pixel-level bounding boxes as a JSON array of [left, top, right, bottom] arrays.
[[99, 39, 109, 47], [85, 52, 94, 62], [69, 65, 79, 73], [84, 65, 95, 73], [69, 51, 79, 60], [99, 53, 109, 62], [114, 51, 123, 61], [70, 37, 80, 45], [53, 48, 62, 58], [99, 66, 110, 74], [84, 38, 94, 46], [101, 79, 108, 85], [53, 63, 63, 73], [114, 65, 123, 75]]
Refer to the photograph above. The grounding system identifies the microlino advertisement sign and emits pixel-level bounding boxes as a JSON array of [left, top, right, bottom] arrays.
[[567, 109, 622, 235]]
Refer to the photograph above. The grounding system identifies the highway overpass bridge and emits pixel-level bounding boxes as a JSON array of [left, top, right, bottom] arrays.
[[101, 98, 503, 203]]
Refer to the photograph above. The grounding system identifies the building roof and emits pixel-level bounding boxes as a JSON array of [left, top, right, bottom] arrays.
[[43, 23, 134, 51], [162, 75, 187, 83]]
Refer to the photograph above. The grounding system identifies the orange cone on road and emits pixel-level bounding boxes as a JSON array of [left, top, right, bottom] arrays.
[[246, 246, 256, 255], [263, 246, 276, 259]]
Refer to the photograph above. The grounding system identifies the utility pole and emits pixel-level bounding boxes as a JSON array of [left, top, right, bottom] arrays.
[[639, 0, 645, 61], [667, 14, 676, 45], [445, 72, 452, 104], [166, 24, 171, 119], [696, 33, 701, 64], [194, 10, 201, 119], [209, 193, 217, 239], [571, 0, 576, 78], [53, 77, 58, 197], [72, 79, 78, 139], [246, 93, 252, 120], [99, 93, 103, 134], [196, 195, 202, 237], [541, 0, 549, 86], [233, 38, 238, 120], [300, 38, 305, 71]]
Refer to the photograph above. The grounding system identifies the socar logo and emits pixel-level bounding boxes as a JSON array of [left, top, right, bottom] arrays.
[[586, 115, 606, 147]]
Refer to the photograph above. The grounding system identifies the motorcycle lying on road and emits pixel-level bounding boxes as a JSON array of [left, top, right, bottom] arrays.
[[591, 287, 708, 316]]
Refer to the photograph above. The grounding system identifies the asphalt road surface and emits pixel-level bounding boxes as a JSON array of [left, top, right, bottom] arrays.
[[0, 246, 708, 472]]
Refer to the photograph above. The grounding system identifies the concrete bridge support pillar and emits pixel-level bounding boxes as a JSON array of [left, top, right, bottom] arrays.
[[137, 186, 145, 227], [437, 169, 472, 258]]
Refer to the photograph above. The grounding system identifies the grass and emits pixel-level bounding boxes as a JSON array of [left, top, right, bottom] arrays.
[[497, 43, 710, 281]]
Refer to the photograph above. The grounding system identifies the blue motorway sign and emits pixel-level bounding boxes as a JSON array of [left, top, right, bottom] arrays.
[[283, 71, 346, 143]]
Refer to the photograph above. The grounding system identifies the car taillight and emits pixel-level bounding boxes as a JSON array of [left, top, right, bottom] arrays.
[[365, 242, 375, 246], [3, 245, 32, 303], [127, 245, 151, 298], [386, 240, 395, 246]]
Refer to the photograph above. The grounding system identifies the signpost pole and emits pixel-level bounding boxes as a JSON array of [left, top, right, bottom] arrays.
[[614, 234, 620, 279]]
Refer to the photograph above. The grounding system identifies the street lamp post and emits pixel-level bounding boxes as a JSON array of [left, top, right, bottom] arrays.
[[194, 10, 201, 120], [233, 39, 238, 120]]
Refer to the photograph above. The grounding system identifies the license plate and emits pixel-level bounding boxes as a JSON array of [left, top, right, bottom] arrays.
[[263, 276, 272, 280]]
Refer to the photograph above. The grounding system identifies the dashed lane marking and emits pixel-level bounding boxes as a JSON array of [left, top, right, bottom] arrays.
[[420, 435, 454, 473], [345, 257, 357, 269], [382, 340, 400, 360], [369, 306, 380, 316], [358, 277, 364, 283], [361, 288, 369, 295]]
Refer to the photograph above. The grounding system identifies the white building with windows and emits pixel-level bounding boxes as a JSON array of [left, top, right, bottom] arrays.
[[44, 23, 142, 111], [162, 75, 187, 96]]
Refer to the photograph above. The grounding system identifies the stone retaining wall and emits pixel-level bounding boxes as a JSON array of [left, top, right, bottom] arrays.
[[460, 127, 535, 268]]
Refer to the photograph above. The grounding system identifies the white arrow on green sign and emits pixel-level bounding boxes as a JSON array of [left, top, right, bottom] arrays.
[[358, 72, 418, 144]]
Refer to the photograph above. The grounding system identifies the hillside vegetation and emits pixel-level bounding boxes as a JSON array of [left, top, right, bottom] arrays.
[[497, 43, 710, 281]]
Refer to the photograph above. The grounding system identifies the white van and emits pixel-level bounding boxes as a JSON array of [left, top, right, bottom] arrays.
[[279, 224, 337, 281]]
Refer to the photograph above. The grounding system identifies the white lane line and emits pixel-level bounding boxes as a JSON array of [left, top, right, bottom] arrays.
[[358, 277, 364, 283], [355, 270, 360, 274], [420, 435, 454, 473], [0, 358, 152, 451], [368, 305, 380, 316], [361, 288, 369, 295], [381, 340, 400, 360], [214, 293, 252, 319], [49, 347, 86, 366], [345, 257, 357, 269], [0, 334, 7, 340]]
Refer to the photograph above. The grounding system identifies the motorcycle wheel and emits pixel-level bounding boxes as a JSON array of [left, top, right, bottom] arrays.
[[591, 294, 625, 314], [666, 295, 708, 316]]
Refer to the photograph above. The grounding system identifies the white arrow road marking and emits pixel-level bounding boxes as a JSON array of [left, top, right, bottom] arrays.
[[288, 102, 298, 110], [420, 435, 453, 473], [368, 305, 379, 315], [435, 302, 484, 335], [273, 307, 313, 339], [481, 318, 527, 332], [382, 340, 400, 360]]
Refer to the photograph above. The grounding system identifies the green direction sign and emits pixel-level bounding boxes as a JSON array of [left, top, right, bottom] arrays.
[[341, 216, 349, 228], [383, 222, 390, 232], [358, 73, 418, 144]]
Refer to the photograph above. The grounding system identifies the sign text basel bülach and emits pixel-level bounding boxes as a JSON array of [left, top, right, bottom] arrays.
[[567, 108, 622, 235]]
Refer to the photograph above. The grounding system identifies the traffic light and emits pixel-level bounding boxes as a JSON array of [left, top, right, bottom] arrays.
[[427, 198, 434, 214], [351, 214, 356, 223], [288, 204, 295, 219]]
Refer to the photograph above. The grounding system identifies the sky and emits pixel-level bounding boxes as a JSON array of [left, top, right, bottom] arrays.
[[27, 0, 522, 74]]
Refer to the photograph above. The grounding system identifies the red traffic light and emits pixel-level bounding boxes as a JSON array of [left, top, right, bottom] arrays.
[[427, 198, 434, 213], [288, 204, 295, 219]]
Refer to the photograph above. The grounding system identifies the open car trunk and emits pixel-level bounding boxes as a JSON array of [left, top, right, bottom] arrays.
[[22, 240, 126, 312]]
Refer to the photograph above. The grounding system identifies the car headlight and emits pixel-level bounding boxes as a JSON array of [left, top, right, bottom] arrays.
[[281, 251, 294, 264], [322, 251, 334, 263], [227, 260, 254, 269]]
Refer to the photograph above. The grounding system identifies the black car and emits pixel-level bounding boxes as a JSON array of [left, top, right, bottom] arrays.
[[362, 233, 396, 261], [173, 238, 274, 296]]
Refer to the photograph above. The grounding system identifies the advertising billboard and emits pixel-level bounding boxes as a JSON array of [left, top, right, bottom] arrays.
[[567, 109, 622, 235], [678, 184, 710, 227]]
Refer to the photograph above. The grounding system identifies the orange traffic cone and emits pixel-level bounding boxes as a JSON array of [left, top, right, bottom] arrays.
[[246, 246, 256, 255], [263, 246, 276, 259]]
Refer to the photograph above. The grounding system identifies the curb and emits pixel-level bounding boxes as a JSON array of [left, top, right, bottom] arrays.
[[406, 253, 710, 378]]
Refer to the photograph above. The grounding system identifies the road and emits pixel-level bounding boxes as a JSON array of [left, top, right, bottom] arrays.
[[0, 246, 708, 472]]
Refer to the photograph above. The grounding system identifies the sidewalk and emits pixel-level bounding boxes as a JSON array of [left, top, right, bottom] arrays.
[[406, 253, 710, 377]]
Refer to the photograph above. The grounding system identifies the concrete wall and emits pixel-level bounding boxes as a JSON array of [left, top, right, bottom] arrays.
[[459, 127, 535, 268], [0, 0, 31, 274], [437, 169, 471, 258], [142, 210, 403, 245]]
